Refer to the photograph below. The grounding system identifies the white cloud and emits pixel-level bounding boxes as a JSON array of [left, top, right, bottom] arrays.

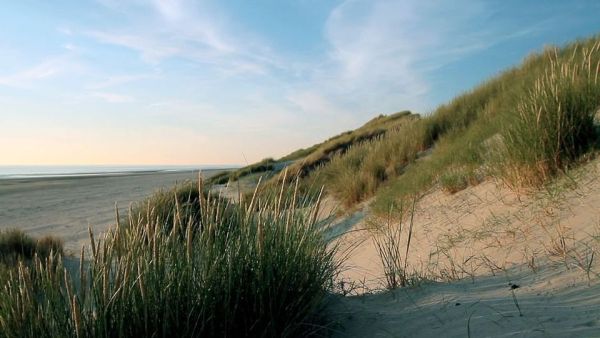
[[282, 0, 550, 116], [57, 26, 74, 36], [287, 90, 347, 118], [91, 91, 134, 103], [308, 0, 483, 112], [63, 43, 78, 51], [88, 31, 180, 64], [87, 73, 158, 90], [0, 56, 72, 88], [88, 0, 277, 75], [152, 0, 185, 22]]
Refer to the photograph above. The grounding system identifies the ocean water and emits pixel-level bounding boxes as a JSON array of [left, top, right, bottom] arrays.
[[0, 165, 235, 179]]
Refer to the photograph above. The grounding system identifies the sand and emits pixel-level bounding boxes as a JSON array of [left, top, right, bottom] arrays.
[[327, 158, 600, 336], [0, 170, 223, 253], [329, 264, 600, 337]]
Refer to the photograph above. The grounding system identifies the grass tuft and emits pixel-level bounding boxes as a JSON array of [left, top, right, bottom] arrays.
[[371, 198, 418, 289], [35, 235, 64, 258], [439, 167, 479, 194], [0, 229, 36, 261], [0, 229, 63, 262], [498, 43, 600, 187], [208, 158, 276, 185]]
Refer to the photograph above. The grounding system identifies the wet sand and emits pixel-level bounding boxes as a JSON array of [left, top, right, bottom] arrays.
[[0, 169, 224, 253]]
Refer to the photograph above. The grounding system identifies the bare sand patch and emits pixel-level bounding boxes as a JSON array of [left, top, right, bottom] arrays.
[[329, 159, 600, 336]]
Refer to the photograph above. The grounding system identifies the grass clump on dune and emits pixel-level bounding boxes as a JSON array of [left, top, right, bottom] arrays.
[[208, 158, 276, 185], [284, 112, 417, 179], [34, 235, 64, 258], [439, 167, 475, 194], [0, 229, 35, 261], [498, 42, 600, 187], [279, 111, 414, 164], [312, 119, 429, 206], [371, 198, 418, 289], [0, 229, 64, 287], [129, 180, 204, 231], [0, 180, 337, 338], [0, 229, 63, 262]]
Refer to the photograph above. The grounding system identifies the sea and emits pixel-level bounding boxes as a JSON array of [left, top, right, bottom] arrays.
[[0, 165, 237, 180]]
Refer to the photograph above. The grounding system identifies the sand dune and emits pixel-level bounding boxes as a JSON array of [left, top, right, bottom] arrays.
[[328, 159, 600, 336]]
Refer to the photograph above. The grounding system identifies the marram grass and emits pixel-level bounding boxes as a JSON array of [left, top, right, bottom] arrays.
[[373, 36, 600, 213], [499, 42, 600, 187], [0, 229, 63, 262], [0, 178, 338, 338]]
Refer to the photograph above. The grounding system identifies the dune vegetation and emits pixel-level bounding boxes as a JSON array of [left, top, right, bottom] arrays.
[[0, 229, 63, 263], [0, 180, 337, 337], [372, 37, 600, 213], [1, 35, 600, 337], [208, 158, 278, 185], [247, 36, 600, 212], [0, 229, 64, 287], [207, 111, 416, 189], [213, 36, 600, 212]]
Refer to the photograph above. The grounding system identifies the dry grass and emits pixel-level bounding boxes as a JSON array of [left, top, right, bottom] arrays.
[[371, 197, 418, 289]]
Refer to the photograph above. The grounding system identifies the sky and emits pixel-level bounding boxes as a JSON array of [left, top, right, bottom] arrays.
[[0, 0, 599, 166]]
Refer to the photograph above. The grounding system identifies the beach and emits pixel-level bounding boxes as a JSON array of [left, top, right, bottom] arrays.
[[0, 169, 223, 253]]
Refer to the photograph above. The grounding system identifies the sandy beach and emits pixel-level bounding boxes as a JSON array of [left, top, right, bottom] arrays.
[[0, 169, 223, 253]]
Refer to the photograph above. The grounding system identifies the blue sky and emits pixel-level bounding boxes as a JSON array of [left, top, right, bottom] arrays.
[[1, 0, 599, 165]]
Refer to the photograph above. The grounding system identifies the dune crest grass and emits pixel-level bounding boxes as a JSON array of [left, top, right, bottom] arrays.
[[312, 120, 429, 206], [499, 42, 600, 187], [256, 36, 599, 215], [208, 158, 276, 185], [0, 179, 337, 337], [370, 36, 600, 212]]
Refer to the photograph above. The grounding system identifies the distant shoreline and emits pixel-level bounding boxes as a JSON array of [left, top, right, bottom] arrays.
[[0, 165, 239, 181], [0, 168, 232, 253]]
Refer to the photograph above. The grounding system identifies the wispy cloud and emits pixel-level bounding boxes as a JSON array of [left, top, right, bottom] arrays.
[[88, 31, 180, 64], [57, 26, 74, 36], [87, 73, 158, 90], [287, 90, 346, 117], [0, 56, 73, 88], [89, 0, 278, 75], [91, 91, 134, 103], [152, 0, 185, 22], [304, 0, 483, 112], [301, 0, 548, 113], [2, 0, 589, 165]]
